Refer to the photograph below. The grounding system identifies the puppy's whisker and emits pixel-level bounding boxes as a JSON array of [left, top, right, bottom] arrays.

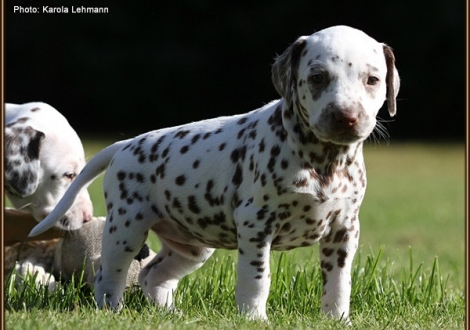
[[367, 117, 392, 146]]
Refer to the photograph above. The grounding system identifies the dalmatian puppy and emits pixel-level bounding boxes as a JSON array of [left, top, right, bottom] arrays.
[[5, 102, 93, 229], [30, 26, 399, 322]]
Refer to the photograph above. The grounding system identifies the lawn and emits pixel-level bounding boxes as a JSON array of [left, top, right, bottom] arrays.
[[4, 140, 465, 329]]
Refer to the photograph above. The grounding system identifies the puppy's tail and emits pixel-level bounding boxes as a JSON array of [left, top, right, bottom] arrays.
[[28, 139, 132, 237]]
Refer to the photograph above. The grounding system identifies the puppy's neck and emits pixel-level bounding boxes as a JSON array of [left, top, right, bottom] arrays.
[[276, 99, 363, 175]]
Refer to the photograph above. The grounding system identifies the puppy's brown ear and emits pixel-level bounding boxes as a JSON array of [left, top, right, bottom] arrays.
[[5, 126, 45, 197], [272, 36, 308, 105], [383, 45, 400, 117]]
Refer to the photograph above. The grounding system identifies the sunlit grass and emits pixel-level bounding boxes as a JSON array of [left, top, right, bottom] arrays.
[[5, 247, 464, 329]]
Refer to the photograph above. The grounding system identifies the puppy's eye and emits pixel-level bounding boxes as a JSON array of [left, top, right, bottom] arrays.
[[367, 76, 379, 85], [310, 74, 324, 84], [64, 172, 76, 180]]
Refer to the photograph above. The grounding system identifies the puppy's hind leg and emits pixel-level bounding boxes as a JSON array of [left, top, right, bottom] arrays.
[[94, 211, 151, 309], [139, 238, 214, 308]]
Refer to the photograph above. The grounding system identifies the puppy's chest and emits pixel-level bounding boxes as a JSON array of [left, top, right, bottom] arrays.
[[260, 162, 363, 244], [269, 188, 363, 250]]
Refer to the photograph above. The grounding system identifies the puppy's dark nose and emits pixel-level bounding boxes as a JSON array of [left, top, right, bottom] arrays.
[[334, 111, 359, 127]]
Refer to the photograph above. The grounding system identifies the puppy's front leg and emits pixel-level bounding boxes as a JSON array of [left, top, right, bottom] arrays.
[[235, 226, 272, 321], [319, 222, 360, 323]]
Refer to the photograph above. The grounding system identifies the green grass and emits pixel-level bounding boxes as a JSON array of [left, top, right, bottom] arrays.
[[4, 141, 465, 329]]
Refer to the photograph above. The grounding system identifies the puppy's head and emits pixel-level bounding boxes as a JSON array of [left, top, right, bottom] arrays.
[[5, 103, 93, 230], [272, 25, 400, 145]]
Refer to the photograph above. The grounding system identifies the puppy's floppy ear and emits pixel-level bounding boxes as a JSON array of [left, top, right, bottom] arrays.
[[383, 45, 400, 117], [272, 36, 308, 105], [5, 125, 45, 198]]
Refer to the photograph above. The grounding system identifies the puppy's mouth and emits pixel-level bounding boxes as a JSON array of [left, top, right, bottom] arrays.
[[313, 127, 368, 145]]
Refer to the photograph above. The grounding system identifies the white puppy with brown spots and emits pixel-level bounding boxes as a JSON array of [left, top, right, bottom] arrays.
[[30, 26, 399, 322]]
